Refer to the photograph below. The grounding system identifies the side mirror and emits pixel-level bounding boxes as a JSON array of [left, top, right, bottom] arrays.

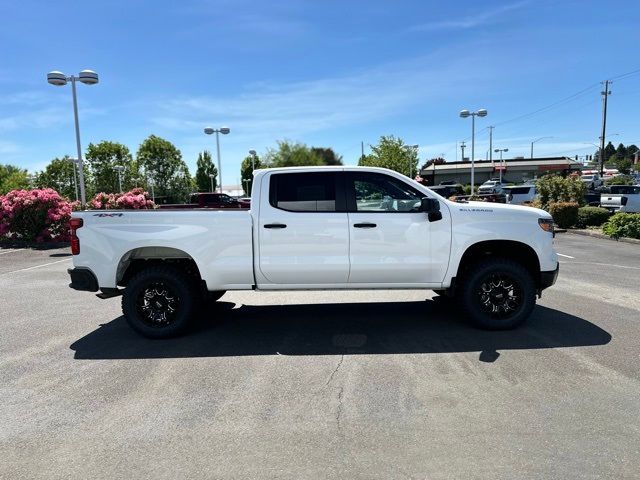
[[421, 197, 442, 222]]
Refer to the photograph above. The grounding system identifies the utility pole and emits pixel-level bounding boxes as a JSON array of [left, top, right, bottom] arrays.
[[460, 141, 466, 161], [361, 141, 364, 160], [488, 126, 494, 165], [599, 80, 612, 176]]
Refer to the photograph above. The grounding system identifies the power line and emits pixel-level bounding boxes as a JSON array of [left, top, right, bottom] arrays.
[[610, 66, 640, 82]]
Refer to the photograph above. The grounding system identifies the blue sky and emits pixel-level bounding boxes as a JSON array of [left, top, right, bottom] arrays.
[[1, 0, 639, 185]]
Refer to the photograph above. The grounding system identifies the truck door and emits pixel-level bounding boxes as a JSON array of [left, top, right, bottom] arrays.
[[257, 171, 350, 285], [345, 171, 450, 285]]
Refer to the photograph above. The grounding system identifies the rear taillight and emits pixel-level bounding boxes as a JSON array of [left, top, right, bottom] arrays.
[[69, 218, 83, 255]]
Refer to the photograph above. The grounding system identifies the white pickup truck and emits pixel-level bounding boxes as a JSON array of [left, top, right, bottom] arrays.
[[68, 166, 558, 338], [600, 185, 640, 213]]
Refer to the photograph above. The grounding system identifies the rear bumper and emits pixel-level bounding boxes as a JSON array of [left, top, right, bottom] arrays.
[[539, 264, 559, 290], [68, 268, 99, 292]]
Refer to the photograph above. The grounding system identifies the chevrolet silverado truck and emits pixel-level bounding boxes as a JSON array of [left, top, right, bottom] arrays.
[[600, 185, 640, 213], [67, 166, 558, 338]]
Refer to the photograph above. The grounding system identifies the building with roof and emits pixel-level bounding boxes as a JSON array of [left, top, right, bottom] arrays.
[[419, 156, 583, 186]]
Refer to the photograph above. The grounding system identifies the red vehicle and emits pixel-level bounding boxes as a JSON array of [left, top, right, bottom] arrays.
[[159, 193, 250, 209]]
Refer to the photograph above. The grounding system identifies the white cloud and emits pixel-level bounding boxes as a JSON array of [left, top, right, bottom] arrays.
[[409, 1, 529, 32], [151, 51, 492, 147]]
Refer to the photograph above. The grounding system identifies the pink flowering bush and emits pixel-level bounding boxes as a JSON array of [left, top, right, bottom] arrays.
[[89, 188, 155, 210], [0, 188, 74, 242]]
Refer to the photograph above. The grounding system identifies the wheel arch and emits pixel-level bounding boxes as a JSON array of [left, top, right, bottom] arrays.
[[454, 240, 541, 287], [116, 246, 204, 287]]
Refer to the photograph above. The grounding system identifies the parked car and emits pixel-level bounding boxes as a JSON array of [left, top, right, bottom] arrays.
[[580, 173, 603, 190], [429, 184, 465, 198], [478, 180, 508, 195], [159, 192, 250, 209], [67, 166, 558, 338], [600, 185, 640, 212], [504, 185, 537, 205]]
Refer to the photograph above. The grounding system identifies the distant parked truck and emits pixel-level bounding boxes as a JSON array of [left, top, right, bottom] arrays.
[[159, 193, 250, 209], [504, 185, 537, 205], [600, 185, 640, 213]]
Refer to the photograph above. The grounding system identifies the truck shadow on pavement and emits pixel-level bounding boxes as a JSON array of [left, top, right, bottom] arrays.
[[70, 299, 611, 362]]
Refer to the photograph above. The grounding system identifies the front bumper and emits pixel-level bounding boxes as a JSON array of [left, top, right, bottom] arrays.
[[68, 268, 99, 292], [539, 264, 559, 290]]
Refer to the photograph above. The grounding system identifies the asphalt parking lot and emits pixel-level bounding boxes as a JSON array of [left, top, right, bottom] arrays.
[[1, 233, 639, 479]]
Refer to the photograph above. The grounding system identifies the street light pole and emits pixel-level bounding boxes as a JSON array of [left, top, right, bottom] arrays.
[[204, 126, 230, 193], [460, 141, 466, 161], [403, 144, 419, 177], [114, 165, 124, 193], [68, 157, 79, 201], [460, 109, 488, 195], [209, 173, 215, 193], [530, 136, 553, 159], [47, 70, 98, 207], [494, 148, 508, 183]]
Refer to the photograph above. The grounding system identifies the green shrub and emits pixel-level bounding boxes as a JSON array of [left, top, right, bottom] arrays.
[[602, 213, 640, 239], [548, 202, 579, 229], [576, 206, 610, 228], [605, 175, 634, 186], [536, 174, 586, 210]]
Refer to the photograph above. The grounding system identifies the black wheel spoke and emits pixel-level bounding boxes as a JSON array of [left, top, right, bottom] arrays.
[[475, 271, 524, 319], [136, 281, 181, 328]]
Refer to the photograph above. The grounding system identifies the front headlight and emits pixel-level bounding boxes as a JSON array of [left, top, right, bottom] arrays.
[[538, 218, 554, 235]]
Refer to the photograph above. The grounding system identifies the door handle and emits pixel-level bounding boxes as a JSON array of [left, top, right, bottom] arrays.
[[353, 222, 377, 228], [264, 223, 287, 229]]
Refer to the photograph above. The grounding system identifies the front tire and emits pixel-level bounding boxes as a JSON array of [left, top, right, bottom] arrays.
[[122, 266, 197, 339], [458, 258, 536, 330]]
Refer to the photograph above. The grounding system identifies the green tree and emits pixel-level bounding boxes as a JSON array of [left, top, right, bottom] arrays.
[[358, 135, 418, 177], [603, 141, 616, 162], [311, 147, 343, 166], [0, 164, 30, 194], [615, 143, 628, 160], [263, 141, 324, 168], [240, 153, 263, 195], [536, 174, 586, 210], [86, 141, 142, 193], [195, 151, 218, 192], [608, 154, 632, 174], [136, 135, 193, 202], [34, 156, 79, 199]]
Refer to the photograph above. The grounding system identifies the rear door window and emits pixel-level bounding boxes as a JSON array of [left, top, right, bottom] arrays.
[[269, 172, 343, 212]]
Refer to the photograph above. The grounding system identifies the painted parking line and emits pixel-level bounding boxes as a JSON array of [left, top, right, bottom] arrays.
[[557, 253, 575, 259], [1, 258, 71, 275], [0, 248, 26, 256]]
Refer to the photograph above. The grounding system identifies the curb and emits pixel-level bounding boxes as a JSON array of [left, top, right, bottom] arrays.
[[561, 229, 640, 245], [0, 240, 70, 250]]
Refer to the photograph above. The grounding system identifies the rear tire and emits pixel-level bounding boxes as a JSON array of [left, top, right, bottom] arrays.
[[457, 258, 536, 330], [122, 265, 197, 339]]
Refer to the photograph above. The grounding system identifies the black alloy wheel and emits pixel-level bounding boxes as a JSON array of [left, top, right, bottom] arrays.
[[122, 266, 197, 338], [459, 258, 536, 330]]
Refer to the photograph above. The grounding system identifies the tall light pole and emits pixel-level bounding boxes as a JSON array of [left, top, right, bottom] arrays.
[[204, 126, 230, 193], [249, 149, 257, 171], [460, 141, 466, 161], [47, 70, 99, 206], [147, 175, 155, 202], [68, 157, 79, 201], [242, 178, 251, 195], [530, 136, 553, 159], [114, 165, 124, 193], [460, 108, 488, 194], [403, 144, 419, 177], [208, 173, 215, 193], [494, 148, 508, 183]]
